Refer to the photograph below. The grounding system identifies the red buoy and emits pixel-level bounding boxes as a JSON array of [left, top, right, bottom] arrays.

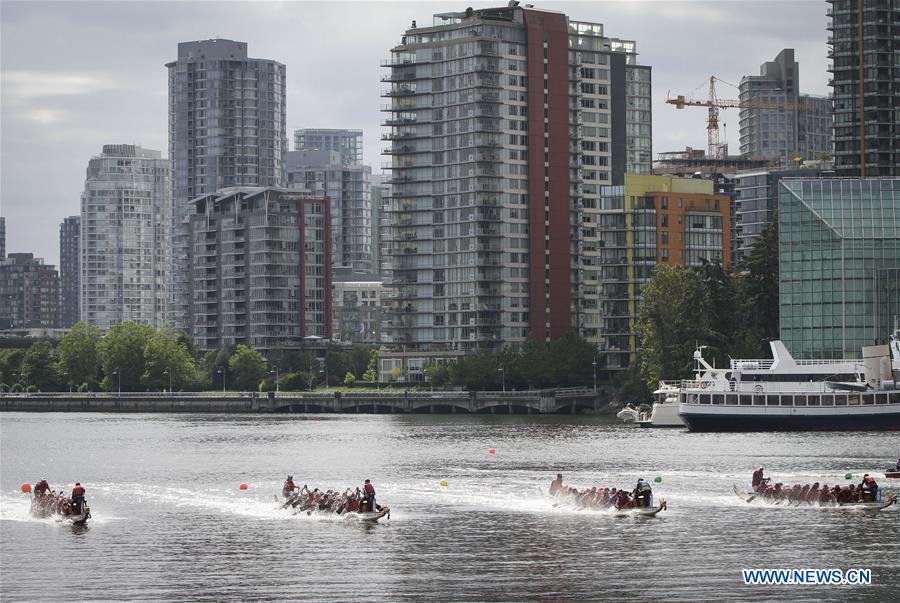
[[239, 483, 248, 490], [488, 448, 496, 455], [21, 483, 31, 493]]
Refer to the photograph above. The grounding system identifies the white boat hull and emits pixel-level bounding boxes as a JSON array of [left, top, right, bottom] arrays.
[[638, 402, 685, 428]]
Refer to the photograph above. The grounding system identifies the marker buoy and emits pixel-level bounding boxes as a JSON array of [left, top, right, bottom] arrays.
[[239, 483, 248, 490], [488, 448, 496, 455], [439, 480, 449, 488], [654, 476, 662, 483], [844, 473, 852, 480], [21, 483, 31, 493]]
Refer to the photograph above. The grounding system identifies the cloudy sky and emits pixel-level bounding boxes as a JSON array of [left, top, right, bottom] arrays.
[[1, 0, 829, 266]]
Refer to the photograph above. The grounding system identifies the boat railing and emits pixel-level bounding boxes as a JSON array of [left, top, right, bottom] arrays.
[[729, 359, 774, 370], [729, 358, 856, 370]]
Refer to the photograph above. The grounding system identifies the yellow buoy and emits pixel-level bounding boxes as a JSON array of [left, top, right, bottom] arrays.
[[439, 480, 449, 488]]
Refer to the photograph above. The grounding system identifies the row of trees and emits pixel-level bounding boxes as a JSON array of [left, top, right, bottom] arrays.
[[634, 223, 779, 392], [425, 332, 600, 391], [0, 322, 380, 393]]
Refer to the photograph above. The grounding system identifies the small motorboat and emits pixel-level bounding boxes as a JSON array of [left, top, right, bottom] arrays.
[[885, 470, 900, 479]]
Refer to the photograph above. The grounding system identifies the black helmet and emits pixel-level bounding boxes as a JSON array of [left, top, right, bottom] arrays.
[[287, 475, 293, 480]]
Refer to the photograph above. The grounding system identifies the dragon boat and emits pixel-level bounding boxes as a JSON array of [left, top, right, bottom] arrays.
[[547, 488, 667, 517], [30, 493, 91, 525], [733, 485, 896, 512], [274, 489, 390, 522]]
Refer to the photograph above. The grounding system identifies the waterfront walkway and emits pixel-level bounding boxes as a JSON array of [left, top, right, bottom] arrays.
[[0, 388, 603, 414]]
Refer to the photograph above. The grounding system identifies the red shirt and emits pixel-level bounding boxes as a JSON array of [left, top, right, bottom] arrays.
[[364, 483, 375, 496]]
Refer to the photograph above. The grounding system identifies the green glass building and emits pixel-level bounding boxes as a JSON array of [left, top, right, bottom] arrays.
[[779, 178, 900, 359]]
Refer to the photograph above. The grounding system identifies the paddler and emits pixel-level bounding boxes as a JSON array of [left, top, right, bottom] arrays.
[[549, 473, 563, 496], [634, 478, 652, 508], [70, 482, 86, 515], [282, 475, 296, 498], [363, 479, 377, 512]]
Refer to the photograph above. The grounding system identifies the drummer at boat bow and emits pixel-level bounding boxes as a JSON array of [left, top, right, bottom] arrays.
[[34, 478, 50, 496], [283, 475, 296, 498], [752, 468, 770, 491], [549, 474, 563, 496], [860, 474, 878, 502]]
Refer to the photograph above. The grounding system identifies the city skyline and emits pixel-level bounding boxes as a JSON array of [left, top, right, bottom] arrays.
[[1, 1, 831, 266]]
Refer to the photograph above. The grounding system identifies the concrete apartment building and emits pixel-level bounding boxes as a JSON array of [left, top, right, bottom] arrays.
[[0, 253, 60, 330], [59, 216, 80, 328], [294, 128, 363, 167], [738, 49, 833, 165], [80, 144, 170, 332], [188, 187, 331, 353], [332, 275, 384, 344], [381, 4, 651, 361], [285, 148, 373, 275], [597, 175, 731, 375], [167, 39, 287, 332], [0, 217, 5, 260], [827, 0, 899, 177]]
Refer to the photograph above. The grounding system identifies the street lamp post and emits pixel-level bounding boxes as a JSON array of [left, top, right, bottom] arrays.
[[63, 370, 72, 394], [498, 367, 506, 392], [163, 368, 172, 395], [592, 360, 597, 391], [217, 367, 226, 393], [112, 367, 121, 396]]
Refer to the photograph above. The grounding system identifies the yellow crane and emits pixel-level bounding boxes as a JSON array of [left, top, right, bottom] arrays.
[[667, 76, 805, 159]]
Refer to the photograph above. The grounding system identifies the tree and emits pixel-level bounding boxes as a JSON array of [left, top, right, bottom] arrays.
[[517, 337, 553, 389], [19, 341, 62, 391], [733, 221, 780, 357], [228, 345, 267, 391], [549, 332, 596, 387], [324, 350, 346, 387], [97, 322, 154, 392], [362, 347, 381, 382], [635, 265, 708, 390], [57, 322, 101, 389], [201, 346, 236, 391], [346, 345, 373, 379], [424, 362, 450, 386], [0, 348, 25, 390], [142, 325, 195, 391], [343, 371, 356, 387]]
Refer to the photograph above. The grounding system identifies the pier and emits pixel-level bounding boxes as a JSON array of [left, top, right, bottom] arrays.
[[0, 388, 604, 415]]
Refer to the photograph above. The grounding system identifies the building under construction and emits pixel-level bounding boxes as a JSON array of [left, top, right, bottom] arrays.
[[653, 147, 772, 185]]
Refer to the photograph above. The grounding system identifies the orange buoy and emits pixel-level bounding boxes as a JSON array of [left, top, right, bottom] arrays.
[[21, 483, 32, 493], [488, 448, 496, 455], [239, 483, 248, 490]]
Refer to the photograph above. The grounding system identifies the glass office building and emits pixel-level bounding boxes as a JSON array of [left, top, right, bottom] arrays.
[[779, 178, 900, 359]]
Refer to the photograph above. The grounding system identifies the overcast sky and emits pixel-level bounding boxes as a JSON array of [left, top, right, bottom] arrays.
[[1, 0, 829, 266]]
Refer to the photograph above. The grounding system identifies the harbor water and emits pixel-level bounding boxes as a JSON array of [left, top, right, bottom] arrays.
[[1, 412, 898, 601]]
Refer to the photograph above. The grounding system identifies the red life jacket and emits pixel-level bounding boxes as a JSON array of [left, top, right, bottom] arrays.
[[72, 486, 85, 497], [364, 483, 375, 496]]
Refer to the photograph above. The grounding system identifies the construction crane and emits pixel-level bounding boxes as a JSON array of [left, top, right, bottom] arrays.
[[666, 76, 804, 159]]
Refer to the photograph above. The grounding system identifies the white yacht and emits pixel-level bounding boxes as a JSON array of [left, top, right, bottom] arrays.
[[616, 382, 684, 427], [677, 331, 900, 432]]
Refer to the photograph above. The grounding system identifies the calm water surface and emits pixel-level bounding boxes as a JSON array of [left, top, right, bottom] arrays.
[[1, 412, 897, 601]]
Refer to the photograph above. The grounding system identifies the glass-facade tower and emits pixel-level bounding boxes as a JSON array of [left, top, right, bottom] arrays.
[[779, 178, 900, 359]]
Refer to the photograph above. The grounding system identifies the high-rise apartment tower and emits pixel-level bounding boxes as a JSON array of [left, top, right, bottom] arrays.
[[382, 4, 651, 352]]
